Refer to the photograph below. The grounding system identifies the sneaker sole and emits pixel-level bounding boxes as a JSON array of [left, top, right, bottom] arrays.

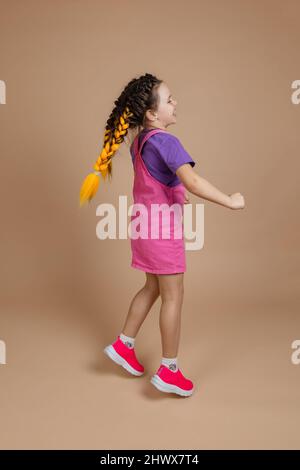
[[150, 374, 194, 397], [103, 345, 144, 376]]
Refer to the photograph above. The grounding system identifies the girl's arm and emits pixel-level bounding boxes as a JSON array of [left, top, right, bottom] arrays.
[[176, 164, 245, 210]]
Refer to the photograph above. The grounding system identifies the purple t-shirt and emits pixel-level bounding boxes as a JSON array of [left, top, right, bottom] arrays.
[[130, 128, 196, 187]]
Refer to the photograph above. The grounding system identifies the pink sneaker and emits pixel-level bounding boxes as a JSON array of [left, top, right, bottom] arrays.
[[103, 336, 144, 376], [150, 365, 194, 397]]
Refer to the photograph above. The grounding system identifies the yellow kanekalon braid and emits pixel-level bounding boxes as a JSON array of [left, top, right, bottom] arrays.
[[79, 107, 133, 207]]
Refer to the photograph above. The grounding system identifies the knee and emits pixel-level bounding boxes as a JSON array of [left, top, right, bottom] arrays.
[[160, 285, 184, 303], [144, 282, 160, 299]]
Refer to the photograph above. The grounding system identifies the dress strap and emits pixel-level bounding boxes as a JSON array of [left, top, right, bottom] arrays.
[[132, 129, 168, 158], [137, 129, 168, 155]]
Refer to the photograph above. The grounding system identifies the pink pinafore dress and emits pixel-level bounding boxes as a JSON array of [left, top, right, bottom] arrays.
[[130, 129, 186, 274]]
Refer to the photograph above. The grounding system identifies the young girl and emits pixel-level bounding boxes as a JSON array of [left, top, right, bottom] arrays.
[[79, 73, 245, 397]]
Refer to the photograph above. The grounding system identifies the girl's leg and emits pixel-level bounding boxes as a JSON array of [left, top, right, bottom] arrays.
[[150, 273, 194, 396], [121, 273, 160, 338], [157, 273, 184, 358]]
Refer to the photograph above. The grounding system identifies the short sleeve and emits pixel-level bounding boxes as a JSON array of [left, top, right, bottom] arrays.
[[153, 134, 196, 174]]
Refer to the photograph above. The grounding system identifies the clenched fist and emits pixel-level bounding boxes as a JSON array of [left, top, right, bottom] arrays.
[[228, 192, 245, 209]]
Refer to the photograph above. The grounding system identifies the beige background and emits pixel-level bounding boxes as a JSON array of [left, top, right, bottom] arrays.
[[0, 0, 300, 450]]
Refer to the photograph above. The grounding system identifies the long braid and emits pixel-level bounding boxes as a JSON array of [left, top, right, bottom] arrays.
[[79, 73, 162, 207]]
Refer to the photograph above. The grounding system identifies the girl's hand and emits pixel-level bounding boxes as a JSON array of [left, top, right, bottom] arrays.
[[228, 192, 245, 209], [184, 191, 190, 204]]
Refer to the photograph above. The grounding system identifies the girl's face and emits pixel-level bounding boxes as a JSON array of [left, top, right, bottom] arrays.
[[145, 82, 178, 130]]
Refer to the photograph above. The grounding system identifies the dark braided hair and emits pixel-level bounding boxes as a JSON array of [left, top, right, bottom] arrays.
[[79, 73, 163, 207]]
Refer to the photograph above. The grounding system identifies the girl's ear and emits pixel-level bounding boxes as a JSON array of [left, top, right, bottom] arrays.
[[145, 108, 157, 123]]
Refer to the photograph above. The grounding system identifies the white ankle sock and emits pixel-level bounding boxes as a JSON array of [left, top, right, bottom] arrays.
[[161, 357, 178, 372], [120, 333, 135, 349]]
